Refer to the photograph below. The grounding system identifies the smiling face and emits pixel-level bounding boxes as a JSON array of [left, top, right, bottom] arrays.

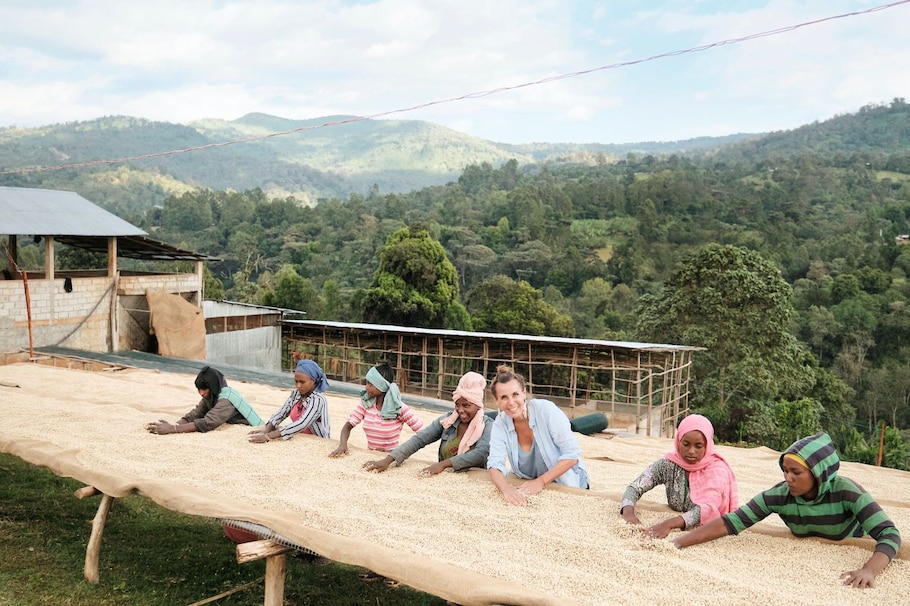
[[677, 430, 707, 465], [454, 397, 480, 423], [294, 371, 316, 397], [782, 460, 818, 499], [493, 378, 526, 420]]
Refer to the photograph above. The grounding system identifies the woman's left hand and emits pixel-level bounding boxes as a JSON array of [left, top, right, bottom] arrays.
[[418, 462, 447, 477], [518, 478, 546, 497]]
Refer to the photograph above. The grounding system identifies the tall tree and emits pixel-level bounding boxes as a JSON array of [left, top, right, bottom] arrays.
[[360, 226, 468, 329], [635, 244, 814, 417], [468, 275, 574, 337]]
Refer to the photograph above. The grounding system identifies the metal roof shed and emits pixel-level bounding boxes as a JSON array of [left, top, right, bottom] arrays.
[[0, 185, 216, 275], [0, 186, 215, 355]]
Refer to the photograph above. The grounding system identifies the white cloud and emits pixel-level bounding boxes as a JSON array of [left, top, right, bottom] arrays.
[[0, 1, 907, 142]]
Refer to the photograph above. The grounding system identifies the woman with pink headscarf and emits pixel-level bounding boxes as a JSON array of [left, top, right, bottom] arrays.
[[362, 371, 493, 476], [620, 414, 739, 539]]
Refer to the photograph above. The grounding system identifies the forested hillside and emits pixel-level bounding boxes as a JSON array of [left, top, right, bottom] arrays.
[[0, 113, 751, 217], [7, 98, 910, 469]]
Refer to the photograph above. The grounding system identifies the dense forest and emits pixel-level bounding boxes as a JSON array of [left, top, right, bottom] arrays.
[[8, 99, 910, 469]]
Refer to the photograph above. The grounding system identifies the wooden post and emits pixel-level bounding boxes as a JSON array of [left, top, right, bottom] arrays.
[[84, 493, 114, 583], [263, 552, 287, 606], [19, 269, 34, 358], [236, 540, 291, 606]]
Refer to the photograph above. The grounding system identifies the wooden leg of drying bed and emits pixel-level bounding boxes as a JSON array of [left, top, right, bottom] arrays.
[[236, 539, 291, 606], [79, 489, 113, 584]]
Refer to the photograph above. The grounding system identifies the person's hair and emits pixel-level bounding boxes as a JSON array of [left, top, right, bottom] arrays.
[[374, 360, 395, 384], [490, 364, 527, 396]]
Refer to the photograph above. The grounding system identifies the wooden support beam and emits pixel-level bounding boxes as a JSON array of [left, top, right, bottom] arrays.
[[84, 493, 114, 583], [236, 540, 290, 606], [74, 485, 99, 499], [236, 539, 291, 564]]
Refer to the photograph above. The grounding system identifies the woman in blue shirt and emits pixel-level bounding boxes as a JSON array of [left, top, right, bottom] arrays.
[[486, 364, 589, 506]]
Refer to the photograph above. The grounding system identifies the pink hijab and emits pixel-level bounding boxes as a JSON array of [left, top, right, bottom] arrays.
[[665, 414, 739, 523], [441, 371, 486, 455]]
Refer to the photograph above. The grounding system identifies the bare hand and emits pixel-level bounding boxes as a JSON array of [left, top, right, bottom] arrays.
[[644, 520, 675, 539], [518, 478, 546, 497], [329, 445, 349, 458], [248, 432, 269, 444], [418, 462, 447, 477], [841, 568, 876, 588], [621, 506, 642, 525], [362, 458, 392, 473], [146, 419, 175, 435], [503, 485, 530, 507]]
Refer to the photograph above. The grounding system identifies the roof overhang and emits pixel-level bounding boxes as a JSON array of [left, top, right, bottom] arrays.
[[54, 235, 220, 262]]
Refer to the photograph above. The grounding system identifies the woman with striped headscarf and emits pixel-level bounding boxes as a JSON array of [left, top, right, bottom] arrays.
[[248, 358, 331, 443]]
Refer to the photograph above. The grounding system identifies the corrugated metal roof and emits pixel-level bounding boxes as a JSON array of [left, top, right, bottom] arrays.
[[285, 319, 705, 352], [0, 186, 147, 237], [54, 234, 220, 261]]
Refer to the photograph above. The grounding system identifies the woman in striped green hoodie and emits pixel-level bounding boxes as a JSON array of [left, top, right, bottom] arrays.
[[673, 431, 901, 588]]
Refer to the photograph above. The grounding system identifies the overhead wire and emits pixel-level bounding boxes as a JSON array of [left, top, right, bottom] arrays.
[[0, 0, 908, 177]]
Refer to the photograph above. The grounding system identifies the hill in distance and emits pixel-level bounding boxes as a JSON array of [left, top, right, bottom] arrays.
[[0, 98, 907, 216]]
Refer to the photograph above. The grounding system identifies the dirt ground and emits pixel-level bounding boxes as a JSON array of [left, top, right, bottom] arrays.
[[1, 362, 908, 606]]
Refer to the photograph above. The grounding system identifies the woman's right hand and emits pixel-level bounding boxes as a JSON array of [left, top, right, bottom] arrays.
[[362, 457, 393, 473], [502, 485, 530, 507], [621, 505, 641, 525], [328, 444, 349, 458]]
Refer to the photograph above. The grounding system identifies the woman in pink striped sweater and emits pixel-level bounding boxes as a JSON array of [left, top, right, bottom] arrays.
[[329, 362, 424, 456]]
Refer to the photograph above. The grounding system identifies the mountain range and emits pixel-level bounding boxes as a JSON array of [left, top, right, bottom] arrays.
[[0, 98, 907, 216]]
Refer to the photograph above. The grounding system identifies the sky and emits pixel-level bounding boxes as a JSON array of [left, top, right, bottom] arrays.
[[1, 0, 908, 146]]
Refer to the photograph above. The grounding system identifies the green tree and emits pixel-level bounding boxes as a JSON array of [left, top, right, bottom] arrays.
[[203, 266, 225, 300], [321, 279, 343, 320], [635, 244, 814, 419], [468, 275, 574, 337], [261, 265, 322, 315], [360, 226, 463, 328]]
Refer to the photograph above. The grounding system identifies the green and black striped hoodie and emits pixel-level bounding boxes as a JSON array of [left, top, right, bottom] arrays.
[[722, 431, 901, 559]]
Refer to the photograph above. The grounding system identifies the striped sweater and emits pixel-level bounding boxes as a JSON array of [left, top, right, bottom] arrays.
[[722, 432, 901, 559]]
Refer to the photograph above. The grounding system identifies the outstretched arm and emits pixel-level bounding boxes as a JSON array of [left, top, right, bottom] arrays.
[[672, 517, 731, 548], [519, 458, 577, 496], [841, 551, 890, 588], [329, 422, 354, 457]]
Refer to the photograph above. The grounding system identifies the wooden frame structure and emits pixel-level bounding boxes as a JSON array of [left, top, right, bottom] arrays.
[[283, 320, 703, 437]]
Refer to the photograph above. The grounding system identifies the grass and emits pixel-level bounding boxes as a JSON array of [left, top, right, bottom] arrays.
[[0, 453, 448, 606]]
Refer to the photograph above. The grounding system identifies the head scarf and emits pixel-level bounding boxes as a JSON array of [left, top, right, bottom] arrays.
[[195, 366, 227, 402], [441, 371, 486, 455], [778, 431, 838, 501], [782, 453, 809, 470], [362, 366, 402, 420], [664, 414, 739, 524], [294, 359, 330, 393]]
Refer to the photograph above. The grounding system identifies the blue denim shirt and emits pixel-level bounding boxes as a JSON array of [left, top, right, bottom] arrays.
[[389, 412, 493, 471], [486, 398, 589, 489]]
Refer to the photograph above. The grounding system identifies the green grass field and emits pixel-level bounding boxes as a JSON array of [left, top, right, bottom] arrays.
[[0, 453, 447, 606]]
